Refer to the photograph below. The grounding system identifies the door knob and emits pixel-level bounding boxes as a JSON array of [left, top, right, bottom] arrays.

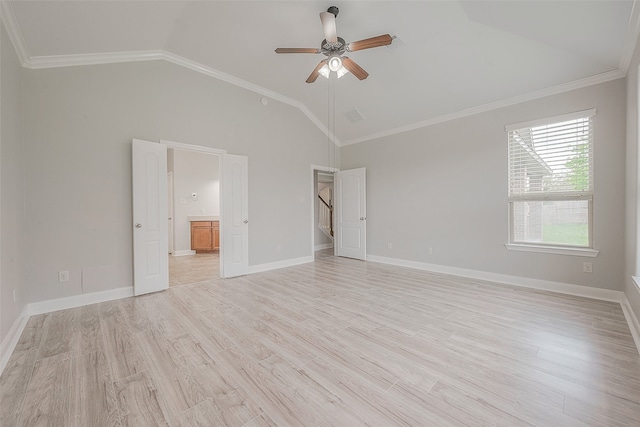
[[360, 217, 366, 220], [135, 223, 142, 228], [243, 219, 249, 224]]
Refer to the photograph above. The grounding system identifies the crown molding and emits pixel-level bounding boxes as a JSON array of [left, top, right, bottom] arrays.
[[619, 0, 640, 74], [27, 50, 164, 69], [0, 5, 627, 150], [160, 51, 339, 146], [20, 47, 340, 145], [341, 68, 625, 147], [0, 0, 29, 66]]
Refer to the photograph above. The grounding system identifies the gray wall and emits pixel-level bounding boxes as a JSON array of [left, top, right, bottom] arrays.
[[1, 21, 27, 345], [625, 33, 640, 322], [21, 60, 333, 303], [341, 79, 626, 290]]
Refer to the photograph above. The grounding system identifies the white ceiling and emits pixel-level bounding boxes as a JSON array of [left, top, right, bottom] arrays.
[[4, 1, 637, 145]]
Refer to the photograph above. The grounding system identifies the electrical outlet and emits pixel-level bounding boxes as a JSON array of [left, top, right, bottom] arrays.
[[427, 247, 433, 255], [583, 262, 592, 273], [58, 271, 70, 282], [387, 242, 393, 249]]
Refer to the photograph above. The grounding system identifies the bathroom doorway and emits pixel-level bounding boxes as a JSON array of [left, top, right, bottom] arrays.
[[167, 147, 221, 286]]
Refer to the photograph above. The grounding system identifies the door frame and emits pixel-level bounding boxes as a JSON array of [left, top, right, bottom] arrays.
[[161, 140, 227, 275], [167, 171, 174, 255], [310, 164, 339, 261]]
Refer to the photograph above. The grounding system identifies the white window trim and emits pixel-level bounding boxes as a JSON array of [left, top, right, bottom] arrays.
[[505, 108, 597, 132], [506, 109, 596, 252], [505, 243, 599, 257]]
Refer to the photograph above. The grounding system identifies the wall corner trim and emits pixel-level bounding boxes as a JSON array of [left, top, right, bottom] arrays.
[[619, 0, 640, 73], [0, 0, 30, 66], [0, 305, 30, 375]]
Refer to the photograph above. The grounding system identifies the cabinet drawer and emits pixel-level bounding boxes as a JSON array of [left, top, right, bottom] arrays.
[[191, 221, 212, 227]]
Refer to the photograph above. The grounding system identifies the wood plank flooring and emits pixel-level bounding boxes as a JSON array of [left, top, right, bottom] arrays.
[[2, 250, 640, 426]]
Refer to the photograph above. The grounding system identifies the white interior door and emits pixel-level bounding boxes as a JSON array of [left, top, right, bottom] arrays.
[[335, 167, 366, 260], [221, 154, 249, 277], [132, 139, 168, 295]]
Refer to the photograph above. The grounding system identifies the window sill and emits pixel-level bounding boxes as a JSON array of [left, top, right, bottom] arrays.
[[505, 243, 599, 257]]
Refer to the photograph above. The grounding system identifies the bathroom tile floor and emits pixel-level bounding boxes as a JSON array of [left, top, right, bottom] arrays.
[[169, 253, 219, 286]]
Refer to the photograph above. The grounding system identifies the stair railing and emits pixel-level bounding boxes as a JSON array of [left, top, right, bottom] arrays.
[[318, 195, 333, 238]]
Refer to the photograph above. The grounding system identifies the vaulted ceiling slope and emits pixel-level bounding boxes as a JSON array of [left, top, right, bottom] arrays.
[[3, 1, 638, 145]]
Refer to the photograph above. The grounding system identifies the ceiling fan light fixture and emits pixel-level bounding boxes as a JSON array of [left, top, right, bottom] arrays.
[[318, 64, 330, 79], [336, 65, 349, 78], [328, 55, 342, 72]]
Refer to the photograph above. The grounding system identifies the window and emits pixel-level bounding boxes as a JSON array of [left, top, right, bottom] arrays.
[[507, 109, 597, 255]]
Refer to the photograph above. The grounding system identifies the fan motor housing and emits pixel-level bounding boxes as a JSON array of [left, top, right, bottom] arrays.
[[321, 37, 346, 55]]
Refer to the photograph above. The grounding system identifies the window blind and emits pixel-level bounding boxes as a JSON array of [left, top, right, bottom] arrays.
[[508, 111, 594, 201]]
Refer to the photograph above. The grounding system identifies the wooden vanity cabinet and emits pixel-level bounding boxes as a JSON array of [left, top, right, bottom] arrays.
[[212, 221, 220, 250], [190, 221, 219, 252]]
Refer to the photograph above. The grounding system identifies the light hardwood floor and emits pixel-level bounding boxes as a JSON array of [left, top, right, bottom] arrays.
[[2, 251, 640, 426]]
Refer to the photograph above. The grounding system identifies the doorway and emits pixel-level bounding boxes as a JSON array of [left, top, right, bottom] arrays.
[[167, 148, 220, 286], [311, 165, 338, 259], [133, 139, 249, 296], [315, 171, 334, 250], [310, 165, 368, 262]]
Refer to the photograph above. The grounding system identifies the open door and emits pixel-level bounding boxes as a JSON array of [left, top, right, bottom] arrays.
[[221, 154, 249, 277], [132, 139, 169, 295], [335, 168, 366, 260]]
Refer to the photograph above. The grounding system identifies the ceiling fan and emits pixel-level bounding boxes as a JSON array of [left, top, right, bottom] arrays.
[[275, 6, 393, 83]]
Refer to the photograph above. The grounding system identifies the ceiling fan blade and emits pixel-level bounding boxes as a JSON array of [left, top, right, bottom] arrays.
[[342, 57, 369, 80], [320, 11, 338, 43], [347, 34, 393, 52], [275, 48, 321, 54], [306, 60, 328, 83]]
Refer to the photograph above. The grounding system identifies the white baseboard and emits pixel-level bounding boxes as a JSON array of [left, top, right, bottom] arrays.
[[172, 250, 196, 257], [0, 305, 29, 375], [367, 255, 623, 303], [28, 286, 134, 316], [3, 254, 637, 379], [248, 256, 313, 275], [621, 293, 640, 355], [1, 286, 134, 376], [368, 255, 640, 355], [314, 243, 333, 251]]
